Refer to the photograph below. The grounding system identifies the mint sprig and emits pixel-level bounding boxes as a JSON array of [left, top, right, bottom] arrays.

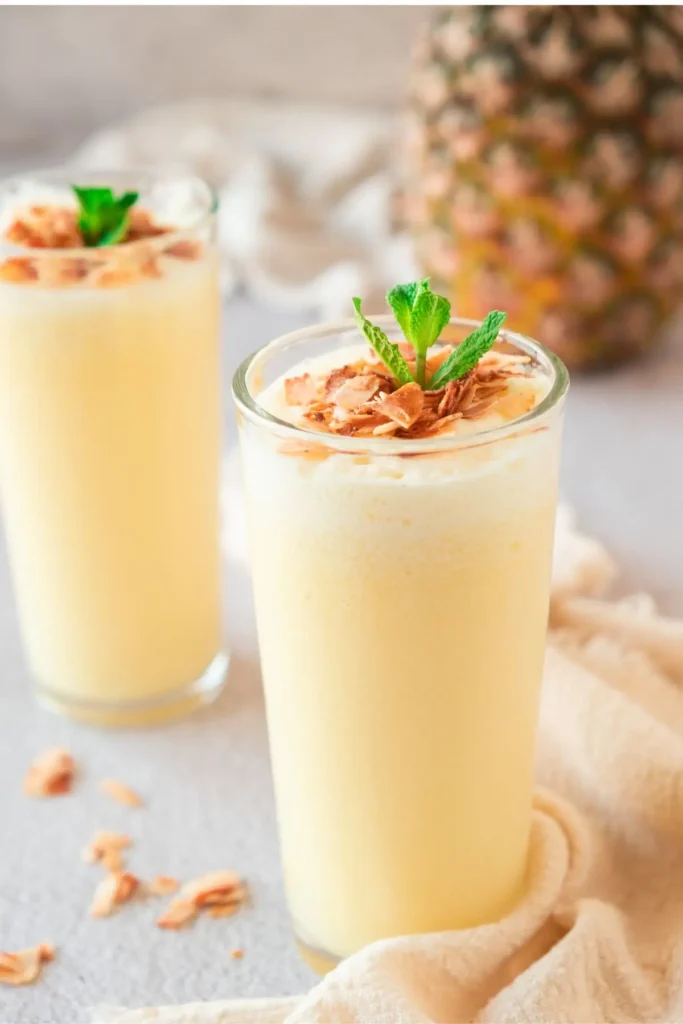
[[387, 279, 451, 386], [352, 279, 508, 391], [72, 186, 139, 247], [428, 310, 507, 389], [352, 297, 414, 386]]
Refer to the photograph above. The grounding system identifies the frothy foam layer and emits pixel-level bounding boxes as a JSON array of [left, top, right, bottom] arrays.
[[249, 343, 554, 489]]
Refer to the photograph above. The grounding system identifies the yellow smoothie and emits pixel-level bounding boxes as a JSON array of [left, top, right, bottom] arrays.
[[238, 334, 565, 961], [0, 177, 225, 725]]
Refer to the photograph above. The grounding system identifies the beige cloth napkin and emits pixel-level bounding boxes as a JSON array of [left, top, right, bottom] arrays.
[[98, 503, 683, 1023]]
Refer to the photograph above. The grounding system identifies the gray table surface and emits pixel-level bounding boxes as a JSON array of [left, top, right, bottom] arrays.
[[2, 297, 682, 1024]]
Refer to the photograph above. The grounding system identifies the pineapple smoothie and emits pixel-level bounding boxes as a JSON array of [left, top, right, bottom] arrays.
[[234, 290, 568, 964], [0, 172, 227, 725]]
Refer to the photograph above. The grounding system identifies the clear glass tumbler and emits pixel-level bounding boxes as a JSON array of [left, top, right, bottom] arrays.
[[0, 169, 228, 726], [234, 316, 568, 969]]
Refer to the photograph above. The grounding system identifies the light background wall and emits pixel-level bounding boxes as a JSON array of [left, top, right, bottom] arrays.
[[0, 6, 430, 163]]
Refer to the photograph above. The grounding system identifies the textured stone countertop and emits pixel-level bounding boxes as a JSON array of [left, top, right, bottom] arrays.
[[2, 298, 682, 1024]]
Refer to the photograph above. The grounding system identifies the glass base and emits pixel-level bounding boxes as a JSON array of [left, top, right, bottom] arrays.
[[36, 650, 229, 728], [295, 935, 341, 976]]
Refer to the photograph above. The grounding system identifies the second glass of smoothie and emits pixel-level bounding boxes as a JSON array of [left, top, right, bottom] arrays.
[[234, 314, 568, 968], [0, 169, 228, 726]]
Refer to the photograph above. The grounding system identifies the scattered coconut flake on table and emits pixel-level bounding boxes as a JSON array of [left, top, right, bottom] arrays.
[[90, 872, 140, 919], [23, 748, 75, 797], [156, 871, 246, 930], [100, 779, 143, 808], [147, 876, 180, 897], [81, 831, 131, 869], [0, 943, 55, 987], [156, 899, 198, 931]]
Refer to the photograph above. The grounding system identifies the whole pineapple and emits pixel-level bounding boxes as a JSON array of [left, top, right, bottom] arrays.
[[406, 6, 683, 368]]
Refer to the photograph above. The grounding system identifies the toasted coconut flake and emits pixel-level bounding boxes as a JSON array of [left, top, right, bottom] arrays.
[[24, 748, 75, 798], [100, 778, 143, 807], [336, 411, 391, 435], [182, 870, 241, 906], [210, 902, 240, 919], [148, 875, 180, 896], [81, 830, 131, 866], [6, 206, 81, 249], [0, 944, 55, 987], [89, 871, 139, 918], [165, 239, 202, 260], [402, 410, 441, 437], [323, 365, 357, 396], [0, 257, 38, 283], [157, 871, 246, 929], [332, 374, 385, 413], [102, 849, 124, 871], [126, 208, 170, 241], [303, 408, 329, 426], [457, 375, 477, 410], [156, 898, 198, 930], [373, 420, 400, 436], [376, 382, 424, 428], [284, 373, 318, 406], [437, 379, 464, 417]]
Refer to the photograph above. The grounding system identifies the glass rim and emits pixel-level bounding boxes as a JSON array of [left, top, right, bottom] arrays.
[[232, 315, 570, 455], [0, 165, 218, 258]]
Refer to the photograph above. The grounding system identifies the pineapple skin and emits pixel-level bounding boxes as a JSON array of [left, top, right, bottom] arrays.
[[407, 6, 683, 369]]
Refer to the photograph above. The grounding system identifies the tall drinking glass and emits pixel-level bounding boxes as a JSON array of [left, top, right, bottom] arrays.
[[234, 317, 568, 969], [0, 169, 228, 726]]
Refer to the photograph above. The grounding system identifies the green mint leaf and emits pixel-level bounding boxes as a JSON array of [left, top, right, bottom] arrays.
[[352, 297, 414, 386], [428, 311, 507, 390], [97, 219, 130, 247], [409, 289, 451, 357], [117, 191, 139, 212], [72, 186, 113, 213], [386, 278, 429, 343], [72, 185, 139, 247]]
